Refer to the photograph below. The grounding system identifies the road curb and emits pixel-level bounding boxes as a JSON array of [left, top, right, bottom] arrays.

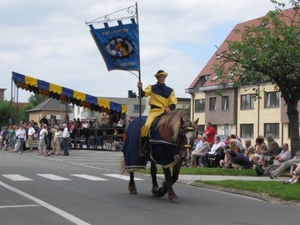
[[178, 179, 300, 206]]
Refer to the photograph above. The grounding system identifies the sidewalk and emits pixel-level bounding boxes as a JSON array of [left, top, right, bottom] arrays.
[[177, 174, 287, 181], [157, 174, 288, 182]]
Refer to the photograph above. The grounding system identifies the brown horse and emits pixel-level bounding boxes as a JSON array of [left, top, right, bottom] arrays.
[[120, 110, 198, 203]]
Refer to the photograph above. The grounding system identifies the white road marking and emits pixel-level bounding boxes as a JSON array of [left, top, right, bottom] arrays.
[[70, 174, 108, 181], [103, 174, 144, 181], [36, 174, 71, 181], [0, 181, 90, 225], [2, 174, 33, 181], [0, 204, 39, 209]]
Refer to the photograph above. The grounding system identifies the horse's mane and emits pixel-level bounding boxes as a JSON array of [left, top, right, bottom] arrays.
[[157, 110, 190, 142]]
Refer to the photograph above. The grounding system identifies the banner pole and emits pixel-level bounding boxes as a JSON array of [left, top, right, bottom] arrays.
[[136, 2, 143, 156]]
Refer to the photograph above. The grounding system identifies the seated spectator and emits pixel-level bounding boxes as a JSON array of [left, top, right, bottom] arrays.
[[207, 135, 225, 167], [256, 143, 292, 176], [283, 163, 300, 184], [87, 135, 96, 150], [117, 117, 124, 127], [193, 135, 203, 150], [82, 121, 89, 129], [258, 134, 280, 167], [268, 150, 300, 179], [113, 129, 119, 135], [250, 137, 265, 165], [190, 136, 210, 168], [207, 136, 225, 155], [116, 117, 125, 134], [96, 131, 106, 149], [231, 146, 253, 169], [219, 149, 234, 168], [268, 143, 291, 169], [230, 134, 245, 153], [219, 139, 237, 168], [244, 139, 255, 160]]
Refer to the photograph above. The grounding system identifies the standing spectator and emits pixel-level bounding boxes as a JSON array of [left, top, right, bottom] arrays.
[[0, 126, 8, 151], [38, 124, 48, 156], [203, 122, 215, 145], [62, 115, 69, 127], [62, 123, 70, 156], [46, 126, 53, 156], [52, 126, 62, 155], [27, 123, 36, 152], [15, 124, 26, 154], [8, 125, 16, 152], [40, 115, 48, 126]]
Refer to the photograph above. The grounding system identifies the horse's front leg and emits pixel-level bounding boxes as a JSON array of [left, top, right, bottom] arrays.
[[163, 167, 180, 203], [150, 161, 160, 197], [172, 160, 182, 184], [128, 172, 137, 194]]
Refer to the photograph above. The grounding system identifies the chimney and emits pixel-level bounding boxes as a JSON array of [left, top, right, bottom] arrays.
[[128, 90, 133, 98]]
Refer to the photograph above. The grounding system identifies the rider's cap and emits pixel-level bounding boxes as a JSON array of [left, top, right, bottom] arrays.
[[154, 70, 168, 78]]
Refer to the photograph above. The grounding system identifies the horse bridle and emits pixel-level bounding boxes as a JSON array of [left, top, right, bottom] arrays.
[[177, 121, 196, 155]]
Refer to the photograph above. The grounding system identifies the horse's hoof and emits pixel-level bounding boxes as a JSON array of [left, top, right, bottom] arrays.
[[152, 187, 159, 197], [129, 189, 138, 194], [152, 190, 160, 198], [169, 198, 180, 204]]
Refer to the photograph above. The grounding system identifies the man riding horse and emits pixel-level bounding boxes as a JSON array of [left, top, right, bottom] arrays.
[[137, 70, 177, 156]]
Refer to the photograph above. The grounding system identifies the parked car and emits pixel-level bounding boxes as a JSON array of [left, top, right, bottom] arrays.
[[216, 134, 229, 143]]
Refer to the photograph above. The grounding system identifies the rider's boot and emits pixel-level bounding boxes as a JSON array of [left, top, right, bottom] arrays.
[[140, 137, 149, 157]]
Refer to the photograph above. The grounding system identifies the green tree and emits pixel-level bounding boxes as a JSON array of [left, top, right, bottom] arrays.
[[0, 100, 22, 126], [0, 101, 12, 126], [19, 103, 34, 122], [28, 93, 48, 107], [213, 0, 300, 156]]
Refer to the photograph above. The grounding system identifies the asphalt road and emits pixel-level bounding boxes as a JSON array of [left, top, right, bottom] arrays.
[[0, 149, 299, 225]]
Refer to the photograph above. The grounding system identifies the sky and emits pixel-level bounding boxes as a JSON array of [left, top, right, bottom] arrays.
[[0, 0, 292, 102]]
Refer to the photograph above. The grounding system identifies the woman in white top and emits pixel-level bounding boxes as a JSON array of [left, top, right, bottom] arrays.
[[208, 136, 225, 155], [52, 126, 62, 155], [38, 124, 48, 156], [15, 124, 26, 154]]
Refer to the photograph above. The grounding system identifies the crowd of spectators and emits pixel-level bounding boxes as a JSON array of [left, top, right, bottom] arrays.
[[0, 113, 126, 155], [185, 122, 295, 182]]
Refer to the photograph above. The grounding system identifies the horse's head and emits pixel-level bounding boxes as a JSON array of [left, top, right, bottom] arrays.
[[179, 117, 199, 162]]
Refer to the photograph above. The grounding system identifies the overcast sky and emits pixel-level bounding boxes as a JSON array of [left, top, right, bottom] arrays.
[[0, 0, 291, 102]]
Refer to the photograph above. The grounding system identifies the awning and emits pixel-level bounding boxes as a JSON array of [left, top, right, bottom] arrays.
[[12, 72, 127, 114]]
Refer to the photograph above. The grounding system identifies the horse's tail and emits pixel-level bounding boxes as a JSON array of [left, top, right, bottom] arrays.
[[119, 156, 126, 174]]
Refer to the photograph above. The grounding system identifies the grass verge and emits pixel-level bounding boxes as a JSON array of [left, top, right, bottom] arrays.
[[197, 180, 300, 201], [143, 167, 258, 176]]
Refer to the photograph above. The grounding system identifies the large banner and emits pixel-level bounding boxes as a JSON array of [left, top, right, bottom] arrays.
[[89, 18, 139, 71]]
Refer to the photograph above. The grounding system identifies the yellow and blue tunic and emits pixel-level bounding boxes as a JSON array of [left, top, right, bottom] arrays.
[[140, 83, 177, 137]]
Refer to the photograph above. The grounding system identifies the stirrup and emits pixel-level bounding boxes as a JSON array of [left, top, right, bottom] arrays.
[[140, 137, 149, 157]]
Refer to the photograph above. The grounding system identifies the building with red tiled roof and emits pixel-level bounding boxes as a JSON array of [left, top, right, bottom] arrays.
[[185, 8, 299, 147]]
